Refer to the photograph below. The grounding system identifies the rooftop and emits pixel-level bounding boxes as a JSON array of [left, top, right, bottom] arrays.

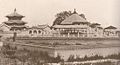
[[61, 10, 88, 25], [6, 9, 24, 18], [105, 26, 117, 29], [29, 25, 50, 29], [4, 20, 27, 24]]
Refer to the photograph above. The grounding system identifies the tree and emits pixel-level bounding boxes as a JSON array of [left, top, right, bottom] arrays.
[[1, 44, 17, 65], [79, 14, 86, 20], [75, 55, 81, 61], [54, 55, 63, 63], [67, 55, 75, 62], [15, 49, 30, 65], [52, 11, 72, 25], [29, 50, 44, 64], [83, 55, 88, 61]]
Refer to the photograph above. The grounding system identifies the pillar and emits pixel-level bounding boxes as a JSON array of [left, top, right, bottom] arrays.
[[78, 32, 79, 37], [68, 33, 70, 37]]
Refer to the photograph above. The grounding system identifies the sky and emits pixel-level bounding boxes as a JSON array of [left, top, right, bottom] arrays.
[[0, 0, 119, 28]]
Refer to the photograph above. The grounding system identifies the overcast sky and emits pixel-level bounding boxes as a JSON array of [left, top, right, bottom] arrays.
[[0, 0, 119, 28]]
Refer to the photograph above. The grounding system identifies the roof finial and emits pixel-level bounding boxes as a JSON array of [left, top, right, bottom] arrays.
[[73, 8, 77, 14], [14, 8, 16, 13]]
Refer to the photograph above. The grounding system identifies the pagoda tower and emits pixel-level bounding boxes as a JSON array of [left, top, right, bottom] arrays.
[[3, 9, 27, 32]]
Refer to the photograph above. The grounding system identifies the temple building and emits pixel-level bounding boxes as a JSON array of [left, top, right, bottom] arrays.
[[104, 26, 118, 38], [52, 9, 119, 38], [3, 9, 27, 32], [15, 24, 54, 37], [27, 25, 53, 37], [52, 10, 104, 38], [0, 9, 28, 37], [89, 23, 104, 38], [0, 9, 119, 38], [53, 10, 90, 37]]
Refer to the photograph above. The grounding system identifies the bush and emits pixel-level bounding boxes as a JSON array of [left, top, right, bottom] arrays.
[[67, 53, 120, 62]]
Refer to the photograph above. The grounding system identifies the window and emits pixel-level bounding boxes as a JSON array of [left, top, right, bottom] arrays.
[[38, 30, 41, 34], [29, 30, 32, 34]]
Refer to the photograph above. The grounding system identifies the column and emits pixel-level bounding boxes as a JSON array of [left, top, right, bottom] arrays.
[[78, 32, 79, 37], [68, 32, 70, 37]]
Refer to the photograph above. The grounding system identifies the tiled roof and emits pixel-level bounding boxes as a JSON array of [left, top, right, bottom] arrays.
[[91, 23, 101, 25], [105, 26, 117, 29], [4, 20, 27, 24], [29, 25, 50, 29], [97, 27, 103, 29], [10, 25, 28, 28], [29, 26, 40, 29], [6, 12, 24, 17], [90, 23, 101, 28], [0, 23, 11, 29], [6, 9, 24, 17], [61, 13, 88, 25], [37, 25, 50, 29]]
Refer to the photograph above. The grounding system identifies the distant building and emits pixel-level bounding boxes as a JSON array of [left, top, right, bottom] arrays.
[[27, 25, 53, 37], [0, 9, 119, 38], [52, 9, 118, 38], [3, 9, 27, 32], [53, 10, 91, 37], [0, 9, 28, 37], [117, 31, 120, 37], [1, 9, 119, 62], [89, 23, 104, 38], [104, 26, 118, 38]]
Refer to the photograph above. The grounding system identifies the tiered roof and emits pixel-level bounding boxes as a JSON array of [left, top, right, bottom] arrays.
[[4, 9, 27, 25], [6, 8, 24, 18], [3, 9, 28, 31], [4, 20, 27, 24]]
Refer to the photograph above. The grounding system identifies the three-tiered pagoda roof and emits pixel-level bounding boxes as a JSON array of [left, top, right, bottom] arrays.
[[3, 9, 28, 31], [4, 9, 27, 25]]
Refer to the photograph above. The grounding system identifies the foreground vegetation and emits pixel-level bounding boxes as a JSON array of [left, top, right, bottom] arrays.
[[0, 43, 63, 65], [67, 53, 120, 62], [0, 43, 120, 65]]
